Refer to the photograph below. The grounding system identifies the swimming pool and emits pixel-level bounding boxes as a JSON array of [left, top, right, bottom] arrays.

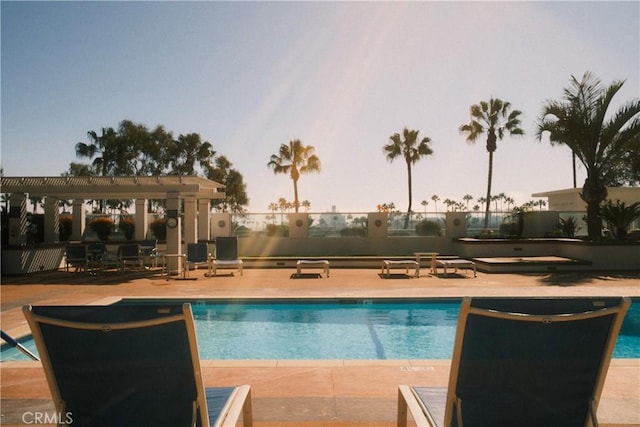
[[3, 298, 639, 361]]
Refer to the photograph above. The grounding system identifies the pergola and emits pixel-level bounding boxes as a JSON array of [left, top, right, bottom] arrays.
[[1, 176, 226, 271]]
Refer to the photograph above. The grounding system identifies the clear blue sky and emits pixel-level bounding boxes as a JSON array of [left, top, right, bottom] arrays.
[[2, 1, 638, 213]]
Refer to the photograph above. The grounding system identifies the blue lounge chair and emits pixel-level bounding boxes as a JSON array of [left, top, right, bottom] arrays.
[[23, 303, 253, 427], [86, 241, 117, 272], [209, 237, 243, 276], [64, 244, 89, 272], [186, 242, 210, 274], [397, 296, 630, 427], [117, 243, 143, 272]]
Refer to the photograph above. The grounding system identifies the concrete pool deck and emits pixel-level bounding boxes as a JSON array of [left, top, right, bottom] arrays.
[[1, 268, 639, 426]]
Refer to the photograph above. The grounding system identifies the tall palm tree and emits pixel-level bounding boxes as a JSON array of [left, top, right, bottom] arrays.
[[420, 200, 428, 216], [383, 128, 434, 228], [267, 139, 321, 213], [504, 196, 515, 211], [75, 127, 119, 176], [267, 202, 278, 224], [463, 194, 474, 211], [536, 71, 640, 239], [460, 98, 524, 229], [75, 127, 121, 213], [431, 195, 440, 215]]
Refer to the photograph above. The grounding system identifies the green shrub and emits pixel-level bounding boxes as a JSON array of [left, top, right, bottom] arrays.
[[340, 226, 367, 237], [499, 222, 518, 237], [415, 219, 441, 236], [601, 200, 640, 240], [266, 223, 289, 237], [558, 216, 579, 238]]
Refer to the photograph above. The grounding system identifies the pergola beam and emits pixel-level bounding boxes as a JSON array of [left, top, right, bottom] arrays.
[[0, 176, 225, 200]]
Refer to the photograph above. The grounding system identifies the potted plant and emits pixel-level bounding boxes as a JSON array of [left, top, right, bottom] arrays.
[[149, 218, 167, 241], [119, 216, 136, 240], [89, 216, 115, 241]]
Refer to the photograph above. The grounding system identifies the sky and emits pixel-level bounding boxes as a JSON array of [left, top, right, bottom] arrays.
[[1, 1, 638, 214]]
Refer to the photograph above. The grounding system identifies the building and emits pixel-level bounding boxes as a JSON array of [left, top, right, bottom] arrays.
[[532, 187, 640, 211]]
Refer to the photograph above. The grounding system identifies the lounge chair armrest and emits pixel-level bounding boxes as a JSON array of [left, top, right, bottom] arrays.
[[220, 385, 253, 427], [398, 385, 435, 427]]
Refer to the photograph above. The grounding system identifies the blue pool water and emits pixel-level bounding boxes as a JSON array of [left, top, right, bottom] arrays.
[[192, 301, 461, 359], [3, 299, 639, 361]]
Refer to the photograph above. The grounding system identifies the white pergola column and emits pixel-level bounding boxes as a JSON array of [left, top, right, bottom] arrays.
[[183, 195, 197, 245], [165, 191, 183, 274], [198, 199, 211, 241], [44, 196, 59, 243], [71, 199, 86, 241], [135, 199, 149, 241], [8, 193, 27, 246]]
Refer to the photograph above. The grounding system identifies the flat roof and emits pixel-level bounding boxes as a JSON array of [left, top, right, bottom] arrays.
[[0, 175, 225, 199], [532, 186, 640, 198]]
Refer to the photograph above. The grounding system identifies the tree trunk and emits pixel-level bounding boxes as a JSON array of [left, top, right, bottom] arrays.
[[405, 161, 412, 229], [293, 179, 299, 213], [484, 151, 494, 229], [572, 151, 577, 188], [580, 174, 608, 240]]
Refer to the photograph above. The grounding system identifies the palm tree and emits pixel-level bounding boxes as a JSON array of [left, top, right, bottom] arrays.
[[267, 139, 321, 213], [431, 195, 440, 215], [420, 200, 428, 216], [504, 196, 515, 211], [75, 127, 120, 213], [463, 194, 474, 211], [536, 71, 640, 239], [267, 202, 278, 224], [443, 198, 455, 212], [383, 128, 434, 228], [491, 195, 501, 212], [496, 192, 507, 212], [277, 197, 291, 223], [460, 98, 524, 229], [75, 127, 119, 176]]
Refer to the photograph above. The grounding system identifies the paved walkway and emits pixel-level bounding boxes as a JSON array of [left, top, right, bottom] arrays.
[[1, 268, 639, 426]]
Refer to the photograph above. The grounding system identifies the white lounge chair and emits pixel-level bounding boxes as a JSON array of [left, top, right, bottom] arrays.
[[436, 259, 476, 277]]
